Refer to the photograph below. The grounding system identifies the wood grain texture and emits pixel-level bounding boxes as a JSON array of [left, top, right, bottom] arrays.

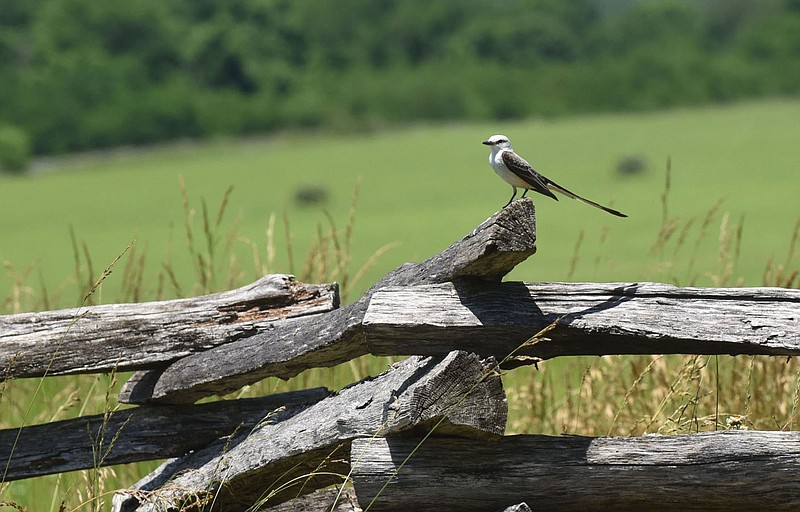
[[121, 200, 537, 404], [351, 431, 800, 511], [0, 275, 337, 379], [363, 280, 800, 363], [256, 486, 360, 512], [1, 388, 329, 481], [111, 351, 507, 512]]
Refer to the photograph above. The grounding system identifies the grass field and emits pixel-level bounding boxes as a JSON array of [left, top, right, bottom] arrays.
[[2, 99, 800, 510], [3, 99, 800, 306]]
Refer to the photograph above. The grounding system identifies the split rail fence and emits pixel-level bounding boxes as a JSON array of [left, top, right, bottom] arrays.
[[2, 199, 800, 511]]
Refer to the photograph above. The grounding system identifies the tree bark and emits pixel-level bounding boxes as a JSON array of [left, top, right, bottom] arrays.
[[1, 388, 329, 481], [351, 431, 800, 511], [112, 351, 507, 512], [120, 200, 537, 404], [363, 280, 800, 364], [0, 275, 337, 379]]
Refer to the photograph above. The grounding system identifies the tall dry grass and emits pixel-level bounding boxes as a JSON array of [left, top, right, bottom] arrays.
[[505, 160, 800, 437], [0, 180, 397, 511]]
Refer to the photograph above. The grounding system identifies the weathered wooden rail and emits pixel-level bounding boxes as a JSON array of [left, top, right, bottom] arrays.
[[364, 280, 800, 362], [351, 432, 800, 511], [2, 198, 800, 511], [1, 388, 328, 480], [0, 275, 338, 379]]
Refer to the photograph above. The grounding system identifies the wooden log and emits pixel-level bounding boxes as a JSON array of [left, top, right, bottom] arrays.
[[0, 275, 337, 379], [256, 486, 360, 512], [1, 388, 329, 482], [111, 351, 507, 512], [120, 200, 537, 404], [351, 431, 800, 512], [363, 280, 800, 364]]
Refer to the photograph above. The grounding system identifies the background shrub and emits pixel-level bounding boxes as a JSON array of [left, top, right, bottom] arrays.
[[0, 123, 31, 173]]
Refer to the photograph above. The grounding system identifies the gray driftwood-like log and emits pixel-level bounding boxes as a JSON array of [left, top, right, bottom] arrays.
[[363, 280, 800, 364], [120, 200, 537, 404], [112, 351, 506, 512], [351, 431, 800, 512], [0, 275, 337, 379], [1, 388, 328, 482]]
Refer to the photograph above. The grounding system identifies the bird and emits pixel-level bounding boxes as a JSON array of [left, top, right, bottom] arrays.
[[482, 134, 627, 218]]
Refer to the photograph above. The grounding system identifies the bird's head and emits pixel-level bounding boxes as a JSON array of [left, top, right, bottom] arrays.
[[482, 134, 512, 150]]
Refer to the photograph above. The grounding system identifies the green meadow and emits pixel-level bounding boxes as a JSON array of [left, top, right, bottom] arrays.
[[3, 99, 800, 307], [0, 100, 800, 306], [2, 99, 800, 510]]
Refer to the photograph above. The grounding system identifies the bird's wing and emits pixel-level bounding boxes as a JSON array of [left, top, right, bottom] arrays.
[[543, 178, 628, 218], [501, 151, 558, 200]]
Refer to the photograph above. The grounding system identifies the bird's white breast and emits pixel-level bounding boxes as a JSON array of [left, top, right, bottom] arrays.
[[490, 149, 532, 189]]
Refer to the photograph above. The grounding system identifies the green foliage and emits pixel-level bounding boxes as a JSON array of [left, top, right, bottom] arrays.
[[1, 0, 799, 154], [735, 12, 800, 94], [0, 124, 31, 173]]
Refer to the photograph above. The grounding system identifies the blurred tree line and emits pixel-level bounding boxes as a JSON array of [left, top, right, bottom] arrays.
[[1, 0, 799, 166]]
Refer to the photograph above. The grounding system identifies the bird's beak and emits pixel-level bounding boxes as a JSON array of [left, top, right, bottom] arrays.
[[482, 140, 493, 146]]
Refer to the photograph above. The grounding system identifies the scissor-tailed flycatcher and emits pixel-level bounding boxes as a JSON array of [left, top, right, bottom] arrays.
[[483, 134, 627, 218]]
